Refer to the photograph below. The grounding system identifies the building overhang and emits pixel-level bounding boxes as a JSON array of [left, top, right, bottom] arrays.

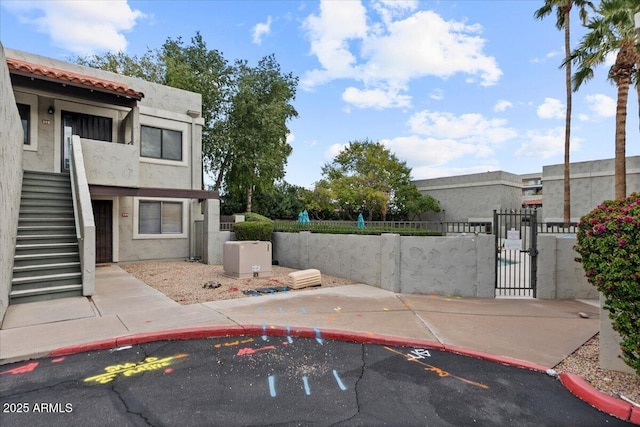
[[89, 185, 219, 201], [7, 57, 144, 108]]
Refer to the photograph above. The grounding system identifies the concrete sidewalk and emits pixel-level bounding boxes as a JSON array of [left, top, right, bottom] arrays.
[[0, 264, 599, 368]]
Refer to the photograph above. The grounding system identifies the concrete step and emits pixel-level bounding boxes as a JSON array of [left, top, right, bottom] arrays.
[[14, 252, 80, 267], [10, 284, 83, 304], [21, 192, 72, 201], [11, 272, 82, 289], [16, 234, 78, 245], [21, 198, 74, 208], [19, 218, 75, 227], [23, 171, 71, 182], [22, 186, 71, 194], [15, 242, 79, 256], [19, 208, 75, 218], [17, 225, 76, 236], [12, 262, 82, 279]]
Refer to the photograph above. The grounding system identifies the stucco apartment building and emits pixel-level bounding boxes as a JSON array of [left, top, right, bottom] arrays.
[[0, 44, 223, 320], [414, 156, 640, 224]]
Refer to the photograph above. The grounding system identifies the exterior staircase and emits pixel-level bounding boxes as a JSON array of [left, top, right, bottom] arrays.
[[11, 170, 83, 304]]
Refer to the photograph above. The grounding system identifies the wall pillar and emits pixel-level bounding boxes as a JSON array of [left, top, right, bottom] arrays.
[[475, 234, 495, 298], [380, 233, 400, 293], [599, 295, 634, 374], [203, 199, 222, 264], [536, 235, 557, 299]]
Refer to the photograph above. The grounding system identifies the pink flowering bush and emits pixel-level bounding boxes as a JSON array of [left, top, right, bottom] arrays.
[[575, 193, 640, 374]]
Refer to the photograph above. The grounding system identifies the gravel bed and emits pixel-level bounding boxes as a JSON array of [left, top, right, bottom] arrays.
[[119, 261, 357, 304], [120, 260, 639, 405]]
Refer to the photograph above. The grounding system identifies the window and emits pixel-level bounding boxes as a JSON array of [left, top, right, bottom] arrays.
[[141, 125, 182, 161], [138, 201, 183, 234], [17, 103, 30, 145]]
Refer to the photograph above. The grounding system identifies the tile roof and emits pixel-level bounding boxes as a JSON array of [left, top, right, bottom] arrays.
[[6, 57, 144, 100], [523, 199, 543, 205]]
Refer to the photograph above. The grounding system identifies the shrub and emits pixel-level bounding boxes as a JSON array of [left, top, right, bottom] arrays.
[[273, 222, 442, 236], [575, 193, 640, 375], [241, 212, 274, 224], [234, 212, 273, 241]]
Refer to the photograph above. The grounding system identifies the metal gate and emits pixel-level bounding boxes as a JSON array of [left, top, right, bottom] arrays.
[[493, 209, 538, 298]]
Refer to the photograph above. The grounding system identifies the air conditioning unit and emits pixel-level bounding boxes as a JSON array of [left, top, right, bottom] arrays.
[[223, 241, 272, 279]]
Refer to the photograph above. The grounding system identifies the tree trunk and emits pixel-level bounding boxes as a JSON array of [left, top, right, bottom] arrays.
[[246, 186, 253, 213], [563, 6, 572, 227], [614, 81, 628, 199], [213, 154, 230, 192], [611, 42, 634, 199]]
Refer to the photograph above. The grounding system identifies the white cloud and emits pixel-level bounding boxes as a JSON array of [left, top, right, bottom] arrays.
[[429, 88, 444, 101], [584, 94, 615, 118], [325, 142, 349, 160], [302, 1, 501, 109], [408, 110, 517, 144], [252, 16, 272, 45], [537, 97, 565, 119], [516, 127, 582, 159], [341, 86, 412, 109], [382, 135, 488, 168], [286, 132, 295, 144], [530, 49, 561, 63], [2, 0, 143, 55], [372, 109, 518, 176], [494, 100, 512, 112]]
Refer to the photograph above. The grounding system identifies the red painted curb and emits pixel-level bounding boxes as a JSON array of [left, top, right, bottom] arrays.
[[442, 344, 550, 373], [558, 372, 633, 422], [42, 326, 639, 424], [630, 406, 640, 425], [48, 338, 118, 357]]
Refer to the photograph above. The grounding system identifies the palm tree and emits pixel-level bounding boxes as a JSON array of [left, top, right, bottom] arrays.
[[570, 0, 640, 199], [535, 0, 594, 227]]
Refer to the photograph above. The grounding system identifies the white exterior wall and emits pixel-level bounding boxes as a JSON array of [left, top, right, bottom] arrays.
[[0, 44, 24, 322]]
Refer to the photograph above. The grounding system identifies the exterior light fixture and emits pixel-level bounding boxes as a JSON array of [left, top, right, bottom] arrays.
[[48, 106, 54, 114]]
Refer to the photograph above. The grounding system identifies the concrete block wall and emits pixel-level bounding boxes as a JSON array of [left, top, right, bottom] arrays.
[[542, 156, 640, 222], [414, 171, 523, 222], [273, 232, 494, 297], [0, 43, 24, 323], [537, 235, 597, 299]]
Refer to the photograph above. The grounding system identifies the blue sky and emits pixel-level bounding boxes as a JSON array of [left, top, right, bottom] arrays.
[[1, 0, 638, 188]]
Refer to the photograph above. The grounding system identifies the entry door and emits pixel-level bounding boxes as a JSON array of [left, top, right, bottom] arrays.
[[93, 200, 113, 264], [62, 111, 113, 171]]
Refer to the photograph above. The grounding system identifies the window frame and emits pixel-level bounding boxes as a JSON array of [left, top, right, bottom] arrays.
[[139, 114, 189, 167], [133, 197, 188, 239], [141, 125, 183, 161], [14, 91, 38, 152]]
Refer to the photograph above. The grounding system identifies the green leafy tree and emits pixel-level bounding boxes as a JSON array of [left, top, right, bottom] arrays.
[[220, 55, 298, 212], [570, 0, 640, 199], [75, 50, 164, 82], [300, 181, 338, 220], [535, 0, 594, 227], [74, 33, 297, 205], [321, 139, 439, 221]]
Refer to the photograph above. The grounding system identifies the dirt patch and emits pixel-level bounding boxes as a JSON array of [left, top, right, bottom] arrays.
[[120, 261, 357, 305]]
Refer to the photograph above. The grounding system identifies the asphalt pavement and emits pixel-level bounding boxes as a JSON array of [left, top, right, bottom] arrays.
[[0, 336, 633, 426]]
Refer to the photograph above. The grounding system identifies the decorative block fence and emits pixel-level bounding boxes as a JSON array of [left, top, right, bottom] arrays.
[[271, 231, 596, 299]]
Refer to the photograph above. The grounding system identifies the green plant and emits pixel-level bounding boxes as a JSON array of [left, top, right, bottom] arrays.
[[574, 193, 640, 374], [234, 221, 273, 241], [234, 212, 273, 241], [241, 212, 274, 223]]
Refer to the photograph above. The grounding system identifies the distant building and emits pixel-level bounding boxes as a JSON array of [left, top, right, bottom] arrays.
[[413, 156, 640, 224]]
